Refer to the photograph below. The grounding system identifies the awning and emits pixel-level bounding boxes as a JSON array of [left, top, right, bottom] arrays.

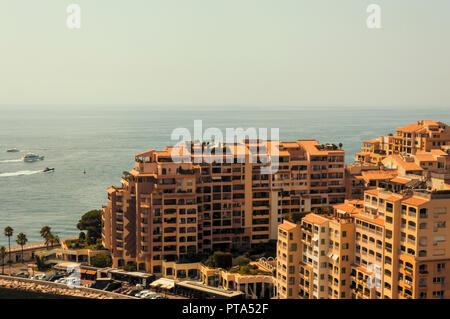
[[86, 270, 97, 275], [332, 254, 339, 261]]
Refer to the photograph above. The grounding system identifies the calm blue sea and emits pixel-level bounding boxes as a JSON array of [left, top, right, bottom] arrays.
[[0, 105, 449, 245]]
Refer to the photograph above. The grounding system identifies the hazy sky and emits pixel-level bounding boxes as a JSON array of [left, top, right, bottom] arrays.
[[1, 0, 450, 107]]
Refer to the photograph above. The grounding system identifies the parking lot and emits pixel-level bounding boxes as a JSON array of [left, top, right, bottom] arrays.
[[5, 269, 186, 299]]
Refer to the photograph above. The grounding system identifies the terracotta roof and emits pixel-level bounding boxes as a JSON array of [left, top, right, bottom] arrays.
[[390, 177, 411, 184], [302, 213, 329, 225], [385, 195, 403, 202], [415, 154, 437, 162], [333, 203, 362, 215], [354, 213, 385, 226], [279, 221, 298, 231], [402, 196, 429, 206], [397, 123, 425, 133], [430, 149, 448, 156], [346, 199, 364, 206], [365, 188, 379, 196], [361, 170, 398, 181], [363, 139, 380, 144], [422, 120, 440, 126], [297, 140, 344, 156], [390, 155, 423, 172], [280, 142, 301, 149]]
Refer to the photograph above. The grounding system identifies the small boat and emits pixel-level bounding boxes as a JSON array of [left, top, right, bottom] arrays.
[[6, 148, 20, 152], [22, 153, 45, 162], [42, 167, 55, 173]]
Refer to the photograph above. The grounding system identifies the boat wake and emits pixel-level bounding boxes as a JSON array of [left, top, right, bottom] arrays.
[[0, 159, 22, 163], [0, 170, 42, 177]]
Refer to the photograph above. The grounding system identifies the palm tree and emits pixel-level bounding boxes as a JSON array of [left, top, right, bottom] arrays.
[[0, 246, 6, 275], [4, 226, 13, 274], [16, 233, 28, 263], [40, 226, 52, 249], [51, 234, 60, 247], [44, 233, 54, 250]]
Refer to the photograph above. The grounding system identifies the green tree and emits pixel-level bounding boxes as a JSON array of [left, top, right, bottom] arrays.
[[77, 209, 102, 245], [4, 226, 13, 273], [40, 226, 52, 250], [90, 254, 112, 268], [16, 233, 28, 263], [0, 246, 6, 275], [50, 234, 60, 247], [232, 255, 250, 267], [205, 251, 232, 269]]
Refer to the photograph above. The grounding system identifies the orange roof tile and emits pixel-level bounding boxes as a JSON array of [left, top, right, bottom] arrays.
[[354, 213, 385, 226], [397, 123, 425, 133], [363, 139, 380, 144], [302, 213, 329, 225], [361, 170, 398, 181], [365, 188, 379, 196], [390, 177, 411, 184], [385, 195, 403, 202], [390, 155, 423, 172], [297, 140, 344, 156], [279, 221, 298, 231], [402, 196, 429, 207], [333, 203, 362, 215], [414, 154, 437, 162]]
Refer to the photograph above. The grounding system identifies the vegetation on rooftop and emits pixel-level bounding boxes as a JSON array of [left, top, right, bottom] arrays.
[[90, 254, 112, 268], [228, 264, 271, 276]]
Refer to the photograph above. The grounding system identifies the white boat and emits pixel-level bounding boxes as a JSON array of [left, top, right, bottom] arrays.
[[6, 148, 20, 152], [22, 153, 45, 162]]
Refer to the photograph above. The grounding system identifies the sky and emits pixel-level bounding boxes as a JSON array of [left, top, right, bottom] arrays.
[[1, 0, 450, 108]]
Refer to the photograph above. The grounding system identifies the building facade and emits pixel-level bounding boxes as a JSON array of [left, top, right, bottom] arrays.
[[102, 139, 345, 274]]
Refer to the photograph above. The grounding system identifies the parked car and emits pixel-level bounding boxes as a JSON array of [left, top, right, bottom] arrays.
[[125, 289, 141, 296], [120, 288, 132, 294], [31, 274, 46, 280], [45, 273, 65, 282], [153, 295, 166, 299], [12, 272, 29, 278], [54, 278, 68, 284], [136, 291, 157, 299]]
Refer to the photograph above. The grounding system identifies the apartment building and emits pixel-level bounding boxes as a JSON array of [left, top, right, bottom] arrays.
[[276, 220, 301, 299], [345, 163, 399, 200], [356, 120, 450, 165], [102, 139, 345, 274], [276, 175, 450, 299], [276, 212, 355, 299]]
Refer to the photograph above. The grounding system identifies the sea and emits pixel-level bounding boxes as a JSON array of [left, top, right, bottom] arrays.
[[0, 105, 449, 246]]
